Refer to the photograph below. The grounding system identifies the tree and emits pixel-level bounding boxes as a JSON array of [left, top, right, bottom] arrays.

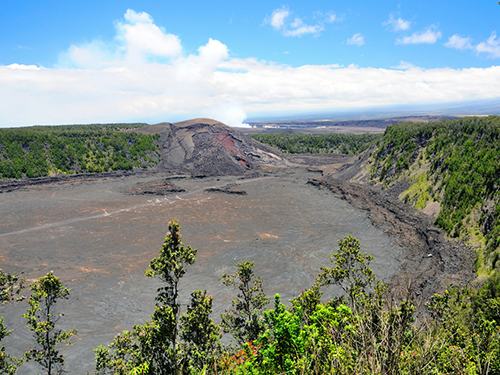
[[0, 269, 25, 374], [143, 219, 197, 374], [0, 271, 24, 305], [220, 260, 269, 345], [95, 219, 203, 375], [179, 290, 221, 371], [23, 272, 77, 375], [317, 235, 376, 309]]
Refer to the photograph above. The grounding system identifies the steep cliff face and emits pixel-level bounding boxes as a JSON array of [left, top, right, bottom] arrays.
[[134, 118, 289, 176], [342, 116, 500, 276]]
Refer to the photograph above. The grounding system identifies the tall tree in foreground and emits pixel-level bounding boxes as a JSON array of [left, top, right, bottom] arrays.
[[95, 219, 221, 375], [220, 260, 269, 345], [143, 219, 197, 374], [0, 269, 25, 374], [23, 272, 77, 375]]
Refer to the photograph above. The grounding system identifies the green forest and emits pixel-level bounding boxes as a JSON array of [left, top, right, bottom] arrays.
[[0, 124, 160, 179], [249, 133, 381, 155], [368, 116, 500, 276], [2, 221, 499, 374]]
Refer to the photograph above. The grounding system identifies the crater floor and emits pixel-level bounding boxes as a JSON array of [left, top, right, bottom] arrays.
[[0, 168, 403, 374]]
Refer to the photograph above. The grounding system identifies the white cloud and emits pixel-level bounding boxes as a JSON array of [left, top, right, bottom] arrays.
[[269, 7, 290, 30], [445, 35, 474, 50], [397, 25, 442, 45], [7, 63, 40, 70], [266, 7, 325, 37], [476, 32, 500, 58], [444, 32, 500, 59], [392, 61, 417, 70], [315, 11, 342, 24], [59, 9, 182, 68], [118, 10, 182, 63], [384, 14, 411, 31], [347, 33, 365, 46], [124, 9, 153, 24], [60, 40, 114, 69], [284, 18, 323, 37], [325, 12, 340, 23], [1, 10, 500, 128]]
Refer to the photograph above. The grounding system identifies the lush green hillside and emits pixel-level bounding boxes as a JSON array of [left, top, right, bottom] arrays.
[[0, 123, 160, 179], [250, 133, 381, 155], [368, 116, 500, 275]]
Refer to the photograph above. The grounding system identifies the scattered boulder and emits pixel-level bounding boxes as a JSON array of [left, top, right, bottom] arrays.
[[125, 179, 185, 195], [205, 183, 247, 195]]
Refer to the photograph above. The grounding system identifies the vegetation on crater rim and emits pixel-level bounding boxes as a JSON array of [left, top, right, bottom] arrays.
[[0, 123, 160, 179], [249, 133, 381, 155], [368, 116, 500, 276]]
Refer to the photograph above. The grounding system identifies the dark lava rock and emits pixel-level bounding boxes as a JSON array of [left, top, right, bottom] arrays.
[[205, 183, 247, 195], [133, 118, 289, 176], [125, 179, 186, 195], [308, 176, 476, 304]]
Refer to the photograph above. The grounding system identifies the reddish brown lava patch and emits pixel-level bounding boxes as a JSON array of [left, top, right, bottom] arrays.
[[215, 130, 249, 168]]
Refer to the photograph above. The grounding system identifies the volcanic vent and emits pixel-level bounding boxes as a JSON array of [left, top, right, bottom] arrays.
[[134, 118, 288, 176]]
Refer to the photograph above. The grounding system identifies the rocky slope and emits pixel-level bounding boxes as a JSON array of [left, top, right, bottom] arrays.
[[308, 176, 475, 302], [333, 116, 500, 277], [133, 118, 289, 176]]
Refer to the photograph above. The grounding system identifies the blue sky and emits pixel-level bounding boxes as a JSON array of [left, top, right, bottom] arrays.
[[1, 1, 500, 127]]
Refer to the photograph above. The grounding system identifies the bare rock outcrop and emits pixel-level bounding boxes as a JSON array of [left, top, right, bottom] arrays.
[[133, 118, 289, 176]]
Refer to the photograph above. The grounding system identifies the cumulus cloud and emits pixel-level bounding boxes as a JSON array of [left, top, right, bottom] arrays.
[[269, 7, 290, 30], [266, 7, 325, 37], [117, 9, 182, 64], [396, 25, 442, 45], [346, 33, 365, 46], [7, 63, 39, 70], [1, 10, 500, 128], [445, 35, 474, 50], [476, 32, 500, 58], [284, 18, 323, 37], [59, 9, 182, 68], [315, 11, 342, 24], [384, 14, 411, 31], [123, 9, 153, 24]]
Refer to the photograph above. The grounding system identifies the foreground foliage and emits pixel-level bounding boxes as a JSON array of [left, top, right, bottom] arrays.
[[1, 220, 499, 374], [23, 272, 77, 375], [92, 223, 500, 374], [0, 123, 160, 179], [0, 270, 24, 374], [215, 235, 500, 375], [250, 133, 381, 155], [220, 261, 269, 345], [95, 220, 220, 375]]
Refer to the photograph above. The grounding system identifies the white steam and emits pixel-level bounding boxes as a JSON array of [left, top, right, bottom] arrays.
[[206, 100, 248, 127]]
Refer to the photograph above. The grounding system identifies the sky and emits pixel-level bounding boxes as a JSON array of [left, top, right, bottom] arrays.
[[1, 0, 500, 127]]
